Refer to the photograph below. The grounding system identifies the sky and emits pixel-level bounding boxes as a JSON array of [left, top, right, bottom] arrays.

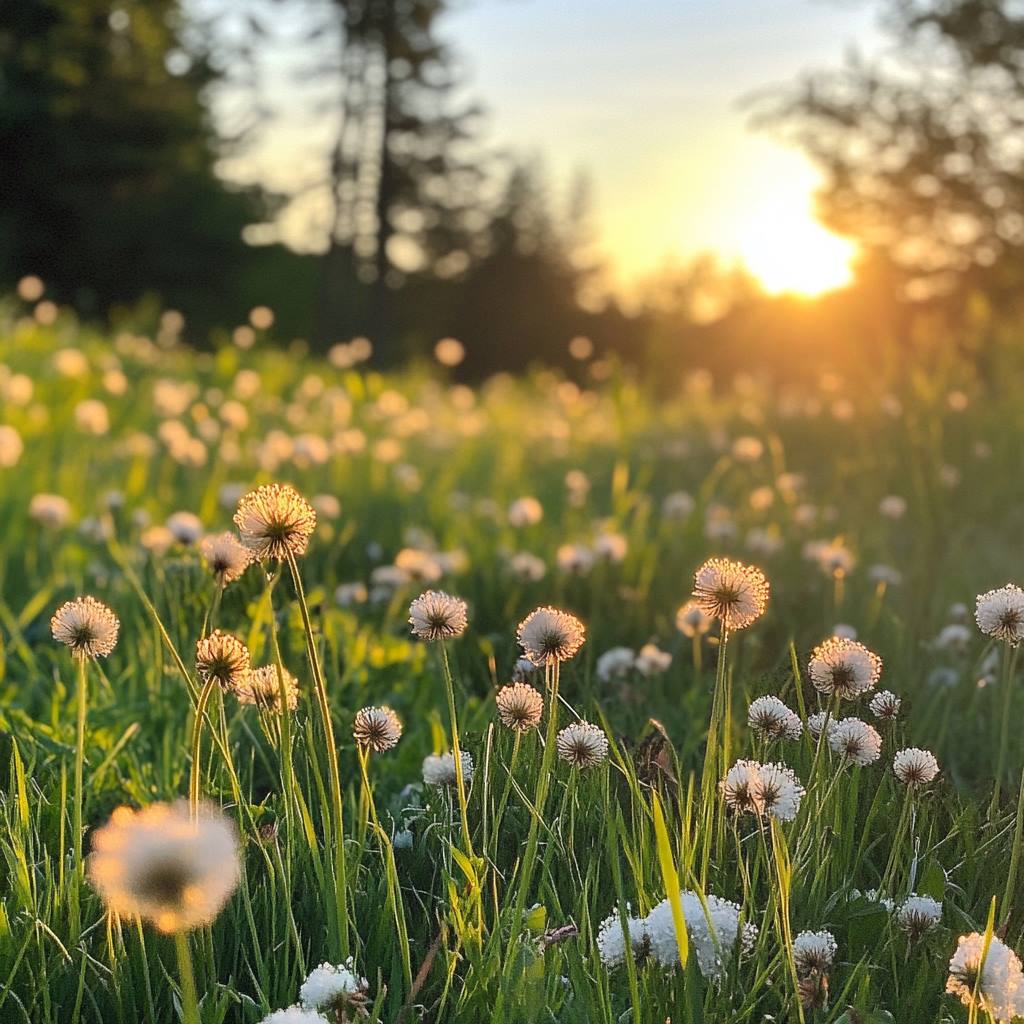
[[220, 0, 883, 295]]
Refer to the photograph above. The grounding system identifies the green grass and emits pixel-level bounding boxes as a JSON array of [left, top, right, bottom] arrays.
[[1, 304, 1024, 1023]]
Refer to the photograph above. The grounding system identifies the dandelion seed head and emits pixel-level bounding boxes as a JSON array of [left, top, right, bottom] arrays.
[[896, 895, 942, 940], [51, 596, 120, 658], [806, 711, 835, 740], [893, 747, 940, 786], [352, 706, 403, 751], [976, 584, 1024, 646], [517, 606, 586, 665], [259, 1009, 329, 1024], [869, 690, 901, 720], [747, 695, 802, 741], [947, 933, 1024, 1022], [422, 751, 474, 787], [195, 630, 251, 691], [408, 590, 468, 641], [596, 911, 649, 968], [692, 557, 770, 631], [676, 599, 714, 637], [757, 762, 805, 821], [231, 665, 298, 713], [793, 930, 838, 976], [87, 802, 239, 933], [233, 484, 317, 561], [596, 646, 635, 682], [808, 637, 882, 699], [828, 717, 882, 766], [556, 721, 609, 768], [721, 759, 763, 816], [200, 532, 252, 586], [646, 891, 743, 979], [495, 683, 544, 731], [299, 959, 368, 1012]]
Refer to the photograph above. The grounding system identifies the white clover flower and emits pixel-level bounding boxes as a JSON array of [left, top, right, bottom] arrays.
[[976, 585, 1024, 646], [422, 751, 474, 787], [747, 696, 802, 741], [947, 933, 1024, 1022], [408, 590, 468, 641], [896, 895, 942, 940], [893, 747, 940, 786], [868, 690, 901, 720], [828, 718, 882, 766], [792, 930, 838, 976], [596, 911, 650, 968], [808, 636, 882, 699], [596, 647, 635, 682]]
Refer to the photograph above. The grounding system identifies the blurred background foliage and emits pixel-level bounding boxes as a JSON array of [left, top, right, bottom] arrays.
[[4, 0, 1024, 379]]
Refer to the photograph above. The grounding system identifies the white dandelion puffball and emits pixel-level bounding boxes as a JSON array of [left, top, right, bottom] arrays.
[[422, 751, 474, 787], [808, 636, 882, 700], [721, 759, 764, 816], [259, 1009, 329, 1024], [517, 606, 586, 665], [747, 696, 802, 741], [792, 930, 838, 976], [806, 711, 835, 740], [495, 682, 544, 731], [556, 721, 609, 768], [200, 532, 252, 586], [976, 584, 1024, 646], [596, 647, 635, 682], [30, 493, 72, 529], [676, 600, 714, 637], [299, 959, 367, 1010], [352, 706, 403, 752], [646, 891, 743, 979], [508, 496, 544, 527], [947, 933, 1024, 1022], [88, 802, 240, 933], [868, 690, 901, 720], [896, 895, 942, 939], [757, 762, 805, 821], [233, 483, 317, 561], [692, 557, 770, 631], [51, 596, 120, 658], [893, 747, 940, 786], [596, 911, 649, 968], [635, 642, 672, 676], [828, 718, 882, 766], [166, 510, 204, 545], [408, 590, 468, 641], [233, 665, 299, 713]]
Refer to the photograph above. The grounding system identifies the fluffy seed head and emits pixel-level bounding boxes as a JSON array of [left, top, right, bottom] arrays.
[[756, 761, 805, 821], [645, 891, 744, 979], [422, 751, 474, 787], [721, 759, 764, 816], [896, 895, 942, 940], [893, 747, 940, 786], [200, 532, 252, 586], [747, 695, 802, 741], [556, 721, 609, 768], [676, 599, 714, 637], [517, 606, 586, 665], [408, 590, 468, 641], [808, 637, 882, 699], [692, 557, 770, 631], [976, 584, 1024, 646], [596, 911, 650, 967], [51, 596, 120, 658], [299, 958, 369, 1013], [233, 665, 298, 713], [233, 484, 317, 561], [495, 682, 544, 731], [869, 689, 901, 720], [828, 718, 883, 766], [792, 930, 838, 977], [87, 802, 239, 933], [352, 706, 403, 751], [946, 933, 1024, 1022], [195, 630, 251, 690]]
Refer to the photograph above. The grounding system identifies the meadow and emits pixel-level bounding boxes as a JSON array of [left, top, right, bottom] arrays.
[[2, 304, 1024, 1024]]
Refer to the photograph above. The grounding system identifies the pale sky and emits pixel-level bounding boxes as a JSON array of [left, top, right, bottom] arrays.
[[218, 0, 882, 294]]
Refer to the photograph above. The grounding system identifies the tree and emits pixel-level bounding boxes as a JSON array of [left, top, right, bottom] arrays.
[[0, 0, 258, 327], [755, 0, 1024, 315]]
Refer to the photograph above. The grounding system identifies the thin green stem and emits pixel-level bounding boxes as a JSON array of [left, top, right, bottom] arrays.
[[439, 642, 474, 858], [992, 644, 1019, 813], [188, 678, 218, 818], [174, 931, 200, 1024]]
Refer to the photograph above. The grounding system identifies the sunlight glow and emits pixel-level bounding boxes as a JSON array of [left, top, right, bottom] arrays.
[[738, 195, 856, 297]]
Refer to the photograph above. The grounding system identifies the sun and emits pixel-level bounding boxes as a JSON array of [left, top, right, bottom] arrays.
[[738, 194, 856, 297]]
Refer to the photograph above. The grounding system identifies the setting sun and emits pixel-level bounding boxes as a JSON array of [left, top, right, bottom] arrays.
[[738, 194, 856, 297]]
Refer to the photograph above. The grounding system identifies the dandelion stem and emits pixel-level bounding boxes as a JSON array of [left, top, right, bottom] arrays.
[[173, 931, 200, 1024], [71, 655, 88, 937], [440, 641, 474, 857], [188, 677, 218, 818], [286, 550, 349, 958], [991, 644, 1019, 813]]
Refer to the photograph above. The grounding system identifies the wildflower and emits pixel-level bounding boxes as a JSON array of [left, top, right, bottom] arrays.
[[508, 496, 543, 527], [507, 551, 546, 582], [299, 959, 370, 1015], [556, 543, 596, 576], [233, 665, 299, 713], [675, 600, 713, 637], [512, 656, 541, 682], [495, 683, 544, 731], [517, 606, 586, 665], [422, 751, 474, 787], [946, 933, 1024, 1022], [808, 637, 882, 700], [596, 647, 635, 682], [335, 582, 368, 607], [933, 623, 972, 653], [893, 747, 940, 786], [195, 630, 251, 690], [259, 1009, 328, 1024], [896, 895, 942, 940], [51, 596, 120, 658], [662, 491, 695, 520], [596, 911, 650, 967], [757, 762, 805, 821], [29, 493, 72, 529], [233, 484, 317, 561], [200, 532, 252, 586], [869, 690, 901, 720], [692, 557, 770, 631], [721, 759, 763, 816], [635, 642, 672, 676], [879, 495, 907, 519], [0, 424, 24, 467], [793, 930, 838, 977], [747, 696, 802, 741], [166, 511, 204, 545], [87, 802, 239, 933], [352, 706, 403, 752], [646, 891, 743, 979], [556, 721, 609, 768], [807, 711, 834, 740], [593, 530, 628, 563], [975, 584, 1024, 646], [408, 590, 468, 641], [394, 548, 443, 584], [828, 718, 882, 766]]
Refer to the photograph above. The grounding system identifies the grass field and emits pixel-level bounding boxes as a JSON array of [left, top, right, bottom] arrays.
[[2, 306, 1024, 1023]]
